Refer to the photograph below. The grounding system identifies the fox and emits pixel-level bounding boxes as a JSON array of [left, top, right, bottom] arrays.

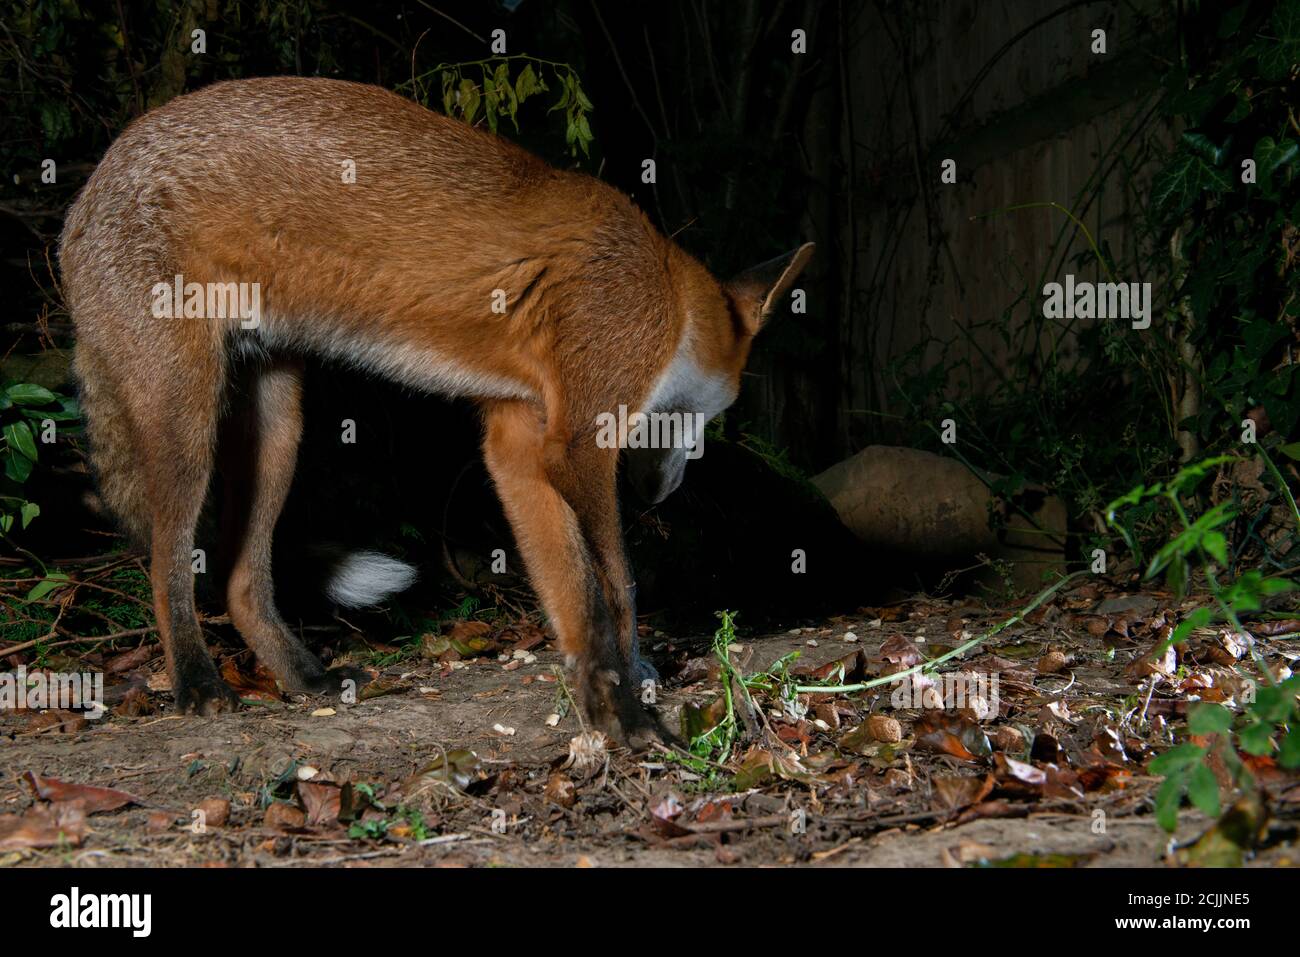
[[59, 76, 812, 747]]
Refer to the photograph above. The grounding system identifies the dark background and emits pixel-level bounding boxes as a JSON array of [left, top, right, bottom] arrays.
[[1, 0, 1296, 636]]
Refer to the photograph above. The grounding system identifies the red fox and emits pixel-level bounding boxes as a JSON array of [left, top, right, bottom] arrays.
[[59, 76, 812, 746]]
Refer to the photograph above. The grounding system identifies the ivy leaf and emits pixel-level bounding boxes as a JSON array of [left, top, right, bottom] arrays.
[[1253, 136, 1299, 194], [1181, 131, 1227, 165], [1151, 149, 1233, 218], [1254, 2, 1300, 81], [19, 501, 39, 529]]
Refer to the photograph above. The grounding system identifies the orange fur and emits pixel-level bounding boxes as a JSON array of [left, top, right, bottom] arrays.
[[59, 77, 811, 741]]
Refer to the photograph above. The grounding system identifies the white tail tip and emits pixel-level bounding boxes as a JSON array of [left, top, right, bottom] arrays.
[[325, 551, 417, 608]]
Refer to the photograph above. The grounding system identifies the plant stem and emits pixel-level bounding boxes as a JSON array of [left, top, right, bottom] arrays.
[[768, 571, 1086, 696]]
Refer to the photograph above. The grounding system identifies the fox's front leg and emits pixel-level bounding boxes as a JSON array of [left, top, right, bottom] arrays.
[[481, 401, 661, 748]]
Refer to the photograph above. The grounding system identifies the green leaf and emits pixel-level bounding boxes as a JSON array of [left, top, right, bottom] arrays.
[[25, 571, 70, 602], [441, 70, 456, 115], [1181, 131, 1227, 165], [1188, 702, 1233, 735], [1280, 729, 1300, 769], [458, 78, 480, 126], [1255, 2, 1300, 81], [3, 420, 38, 460], [1150, 741, 1207, 775], [1201, 530, 1228, 565], [515, 62, 539, 101], [1155, 770, 1187, 832], [1163, 607, 1213, 653], [1254, 136, 1300, 193], [1187, 762, 1221, 818], [5, 383, 56, 406], [19, 501, 39, 529], [4, 448, 33, 483], [1251, 686, 1295, 724], [1151, 149, 1233, 218], [1238, 719, 1273, 756]]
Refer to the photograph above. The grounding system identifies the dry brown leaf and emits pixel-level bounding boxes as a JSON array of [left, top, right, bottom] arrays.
[[22, 772, 141, 814]]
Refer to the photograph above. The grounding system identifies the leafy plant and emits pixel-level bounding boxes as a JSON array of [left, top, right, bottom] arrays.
[[1107, 453, 1299, 831], [404, 55, 595, 156], [0, 380, 79, 535]]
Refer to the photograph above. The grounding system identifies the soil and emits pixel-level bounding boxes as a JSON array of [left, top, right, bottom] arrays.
[[3, 590, 1299, 868]]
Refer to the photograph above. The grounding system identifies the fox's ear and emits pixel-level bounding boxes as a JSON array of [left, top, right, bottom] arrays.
[[725, 242, 815, 335]]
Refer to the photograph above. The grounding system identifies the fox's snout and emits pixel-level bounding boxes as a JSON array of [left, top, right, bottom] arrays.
[[626, 445, 689, 504]]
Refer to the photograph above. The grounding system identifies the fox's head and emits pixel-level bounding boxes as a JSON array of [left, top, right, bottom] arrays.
[[627, 242, 814, 504]]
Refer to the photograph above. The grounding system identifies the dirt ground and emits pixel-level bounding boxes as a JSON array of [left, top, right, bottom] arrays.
[[3, 586, 1299, 867]]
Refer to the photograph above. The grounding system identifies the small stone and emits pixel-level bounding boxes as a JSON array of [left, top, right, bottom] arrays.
[[882, 767, 912, 788], [145, 811, 172, 831], [866, 714, 903, 743], [1038, 650, 1070, 674], [196, 797, 230, 828], [264, 803, 305, 829], [994, 726, 1025, 752]]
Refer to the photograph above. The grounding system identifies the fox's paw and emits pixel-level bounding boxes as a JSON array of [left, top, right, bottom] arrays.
[[630, 653, 660, 688], [288, 664, 372, 700], [173, 673, 241, 716], [577, 660, 674, 752]]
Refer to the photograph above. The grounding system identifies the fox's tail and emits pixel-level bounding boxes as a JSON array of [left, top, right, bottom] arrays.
[[318, 549, 418, 608], [76, 347, 416, 608]]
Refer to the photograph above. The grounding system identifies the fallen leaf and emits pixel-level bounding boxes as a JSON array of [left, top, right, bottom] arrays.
[[544, 772, 576, 808], [932, 773, 995, 813], [22, 772, 142, 814], [219, 659, 282, 702], [297, 781, 342, 826], [0, 804, 85, 850]]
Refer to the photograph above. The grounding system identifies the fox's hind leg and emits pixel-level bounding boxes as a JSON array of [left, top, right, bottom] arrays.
[[136, 342, 241, 715], [219, 359, 342, 695]]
